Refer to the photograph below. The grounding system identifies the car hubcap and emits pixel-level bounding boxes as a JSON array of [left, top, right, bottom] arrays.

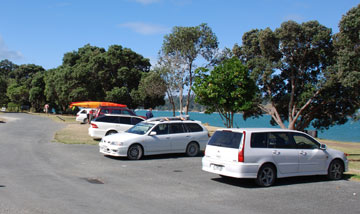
[[331, 163, 342, 179], [260, 168, 273, 186], [130, 147, 139, 157]]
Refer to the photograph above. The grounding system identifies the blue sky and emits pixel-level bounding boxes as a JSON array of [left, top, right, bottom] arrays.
[[0, 0, 359, 69]]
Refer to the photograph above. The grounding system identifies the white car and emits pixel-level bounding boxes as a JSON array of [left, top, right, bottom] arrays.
[[99, 117, 210, 160], [76, 108, 95, 123], [202, 128, 348, 187], [89, 114, 145, 139]]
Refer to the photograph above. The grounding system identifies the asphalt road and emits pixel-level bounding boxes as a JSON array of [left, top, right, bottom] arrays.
[[0, 113, 359, 214]]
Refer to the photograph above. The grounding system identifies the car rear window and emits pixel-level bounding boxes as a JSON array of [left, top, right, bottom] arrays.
[[208, 131, 243, 149]]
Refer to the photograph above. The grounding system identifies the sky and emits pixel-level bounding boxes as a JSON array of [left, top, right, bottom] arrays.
[[0, 0, 359, 70]]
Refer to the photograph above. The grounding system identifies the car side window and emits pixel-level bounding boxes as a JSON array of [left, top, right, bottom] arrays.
[[251, 133, 267, 148], [101, 109, 109, 114], [268, 132, 295, 149], [184, 123, 203, 132], [121, 110, 131, 115], [96, 116, 116, 123], [112, 109, 122, 114], [169, 123, 185, 134], [153, 124, 169, 135], [119, 116, 131, 125], [292, 133, 320, 149]]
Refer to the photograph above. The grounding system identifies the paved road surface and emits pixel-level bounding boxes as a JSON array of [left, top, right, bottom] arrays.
[[0, 113, 359, 214]]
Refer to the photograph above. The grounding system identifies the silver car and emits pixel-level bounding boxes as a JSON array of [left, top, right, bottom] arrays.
[[99, 117, 210, 160]]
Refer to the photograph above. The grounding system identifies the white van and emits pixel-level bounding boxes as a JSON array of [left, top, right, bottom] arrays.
[[202, 128, 348, 187]]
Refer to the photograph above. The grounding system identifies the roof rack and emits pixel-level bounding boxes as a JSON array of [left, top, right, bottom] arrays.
[[146, 115, 190, 122]]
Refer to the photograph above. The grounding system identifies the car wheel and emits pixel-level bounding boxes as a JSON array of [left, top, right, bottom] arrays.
[[83, 118, 88, 124], [327, 160, 344, 180], [186, 142, 199, 157], [256, 164, 276, 187], [127, 144, 143, 160], [105, 130, 117, 136]]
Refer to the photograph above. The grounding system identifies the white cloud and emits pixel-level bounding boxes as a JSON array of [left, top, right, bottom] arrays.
[[132, 0, 161, 5], [0, 36, 23, 60], [120, 22, 170, 35]]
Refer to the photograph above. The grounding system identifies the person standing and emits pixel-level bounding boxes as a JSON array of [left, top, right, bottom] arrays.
[[44, 104, 49, 115], [146, 108, 154, 119]]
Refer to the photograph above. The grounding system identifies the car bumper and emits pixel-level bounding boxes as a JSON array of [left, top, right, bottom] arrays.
[[88, 128, 105, 139], [202, 156, 259, 178], [99, 143, 128, 157]]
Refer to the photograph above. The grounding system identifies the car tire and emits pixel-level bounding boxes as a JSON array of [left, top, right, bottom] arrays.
[[127, 144, 143, 160], [256, 164, 276, 187], [105, 130, 118, 136], [83, 118, 88, 124], [186, 142, 199, 157], [327, 159, 344, 180]]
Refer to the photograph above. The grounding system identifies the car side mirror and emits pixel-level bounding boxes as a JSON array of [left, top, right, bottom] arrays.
[[320, 144, 327, 150], [149, 131, 157, 136]]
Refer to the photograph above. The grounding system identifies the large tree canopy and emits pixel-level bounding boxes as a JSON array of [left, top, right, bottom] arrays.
[[235, 20, 356, 131], [332, 4, 360, 120], [193, 57, 257, 128], [45, 44, 158, 110]]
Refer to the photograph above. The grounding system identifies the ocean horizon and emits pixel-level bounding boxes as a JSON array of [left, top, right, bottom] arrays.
[[136, 110, 360, 143]]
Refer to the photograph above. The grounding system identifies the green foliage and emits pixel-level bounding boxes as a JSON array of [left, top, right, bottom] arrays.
[[135, 71, 166, 109], [160, 23, 218, 114], [193, 57, 257, 128], [238, 19, 349, 131], [44, 44, 152, 110]]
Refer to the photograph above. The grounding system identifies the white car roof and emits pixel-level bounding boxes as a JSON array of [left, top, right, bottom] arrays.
[[144, 117, 202, 124], [215, 128, 304, 134]]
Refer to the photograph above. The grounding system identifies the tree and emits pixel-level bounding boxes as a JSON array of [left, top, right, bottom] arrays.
[[157, 54, 184, 116], [193, 57, 257, 128], [45, 44, 151, 110], [7, 64, 45, 108], [237, 19, 359, 131], [0, 60, 18, 106], [160, 23, 218, 115], [29, 71, 46, 111], [134, 71, 167, 109], [331, 4, 360, 119]]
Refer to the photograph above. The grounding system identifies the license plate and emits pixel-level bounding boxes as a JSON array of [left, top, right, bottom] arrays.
[[212, 164, 223, 171]]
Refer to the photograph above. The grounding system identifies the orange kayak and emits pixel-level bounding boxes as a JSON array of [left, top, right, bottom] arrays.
[[69, 101, 127, 108]]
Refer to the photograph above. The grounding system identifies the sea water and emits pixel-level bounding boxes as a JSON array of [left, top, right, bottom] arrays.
[[136, 110, 360, 143]]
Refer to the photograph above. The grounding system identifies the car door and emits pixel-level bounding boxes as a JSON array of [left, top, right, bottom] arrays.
[[168, 123, 188, 152], [269, 132, 299, 174], [292, 133, 328, 173], [145, 124, 171, 154]]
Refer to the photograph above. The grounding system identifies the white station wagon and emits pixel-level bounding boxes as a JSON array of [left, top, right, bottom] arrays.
[[202, 128, 348, 187], [99, 117, 209, 160]]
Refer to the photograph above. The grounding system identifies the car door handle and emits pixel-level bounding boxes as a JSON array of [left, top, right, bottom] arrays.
[[272, 150, 280, 155], [299, 151, 307, 156]]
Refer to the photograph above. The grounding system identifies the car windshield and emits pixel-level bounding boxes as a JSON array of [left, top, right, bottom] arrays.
[[126, 122, 154, 135]]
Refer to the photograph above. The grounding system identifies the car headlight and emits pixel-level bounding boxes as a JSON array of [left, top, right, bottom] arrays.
[[111, 141, 124, 146]]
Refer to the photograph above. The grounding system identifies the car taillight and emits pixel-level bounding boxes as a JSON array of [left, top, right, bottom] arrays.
[[238, 131, 246, 162], [91, 123, 98, 128]]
